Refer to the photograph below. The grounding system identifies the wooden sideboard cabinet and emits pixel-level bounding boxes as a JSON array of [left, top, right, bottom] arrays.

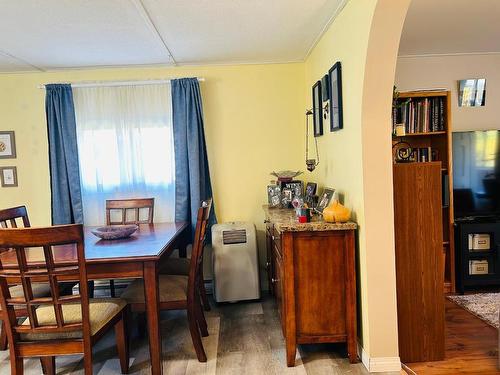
[[263, 206, 358, 367]]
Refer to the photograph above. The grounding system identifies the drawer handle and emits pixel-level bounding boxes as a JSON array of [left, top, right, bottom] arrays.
[[266, 261, 271, 268], [272, 278, 279, 283]]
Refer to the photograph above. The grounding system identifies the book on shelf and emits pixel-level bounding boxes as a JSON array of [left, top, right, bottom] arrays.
[[392, 96, 446, 134]]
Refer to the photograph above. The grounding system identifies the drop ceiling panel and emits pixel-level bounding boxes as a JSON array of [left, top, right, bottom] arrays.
[[142, 0, 343, 64], [400, 0, 500, 56], [0, 0, 172, 69]]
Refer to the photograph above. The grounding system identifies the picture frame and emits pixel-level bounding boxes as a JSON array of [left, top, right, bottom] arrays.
[[267, 184, 281, 208], [321, 75, 330, 126], [328, 62, 343, 131], [458, 78, 486, 107], [305, 182, 317, 197], [0, 166, 18, 187], [281, 181, 303, 197], [312, 80, 323, 137], [316, 187, 335, 213], [0, 131, 16, 159]]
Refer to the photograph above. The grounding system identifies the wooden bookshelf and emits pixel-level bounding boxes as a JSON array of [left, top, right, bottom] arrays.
[[392, 90, 455, 294]]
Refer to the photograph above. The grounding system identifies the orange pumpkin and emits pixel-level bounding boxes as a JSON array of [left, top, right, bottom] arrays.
[[322, 200, 351, 223]]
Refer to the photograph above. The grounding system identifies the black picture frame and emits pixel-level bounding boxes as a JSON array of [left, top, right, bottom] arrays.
[[305, 182, 317, 197], [328, 62, 343, 131], [312, 80, 323, 137], [316, 187, 335, 214]]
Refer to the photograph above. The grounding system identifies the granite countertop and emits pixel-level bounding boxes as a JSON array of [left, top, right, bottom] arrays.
[[263, 205, 357, 233]]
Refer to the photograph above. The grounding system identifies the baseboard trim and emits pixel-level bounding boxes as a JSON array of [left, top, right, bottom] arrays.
[[358, 342, 401, 373]]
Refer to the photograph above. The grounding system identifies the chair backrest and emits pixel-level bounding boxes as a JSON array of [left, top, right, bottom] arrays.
[[105, 198, 155, 225], [0, 224, 91, 346], [0, 206, 31, 228], [187, 199, 212, 303]]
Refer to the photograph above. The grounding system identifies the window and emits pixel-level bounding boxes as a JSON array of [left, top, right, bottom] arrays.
[[73, 84, 175, 226]]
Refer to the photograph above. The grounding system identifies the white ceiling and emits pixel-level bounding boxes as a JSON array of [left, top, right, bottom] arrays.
[[399, 0, 500, 56], [0, 0, 346, 72]]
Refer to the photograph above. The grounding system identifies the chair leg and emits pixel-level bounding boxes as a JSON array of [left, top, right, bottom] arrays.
[[187, 305, 207, 362], [0, 320, 7, 350], [40, 356, 56, 375], [88, 281, 95, 298], [198, 276, 210, 312], [10, 345, 23, 374], [194, 298, 209, 337], [83, 341, 93, 375], [115, 310, 129, 374], [110, 280, 116, 298]]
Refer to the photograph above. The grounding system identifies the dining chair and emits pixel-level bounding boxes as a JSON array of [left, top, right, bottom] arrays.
[[0, 205, 52, 352], [0, 206, 31, 228], [159, 247, 211, 312], [105, 198, 155, 225], [0, 224, 129, 375], [104, 198, 155, 297], [121, 199, 212, 362]]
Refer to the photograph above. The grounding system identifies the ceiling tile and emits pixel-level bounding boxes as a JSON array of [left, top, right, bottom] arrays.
[[0, 0, 173, 70], [141, 0, 344, 64]]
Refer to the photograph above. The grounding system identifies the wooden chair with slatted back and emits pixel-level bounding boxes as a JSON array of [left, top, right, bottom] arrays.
[[0, 224, 129, 375], [121, 199, 212, 362], [0, 205, 42, 351], [105, 198, 154, 225], [0, 206, 30, 229], [103, 198, 155, 298]]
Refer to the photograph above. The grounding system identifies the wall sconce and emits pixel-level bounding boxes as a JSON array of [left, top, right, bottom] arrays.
[[305, 109, 320, 172]]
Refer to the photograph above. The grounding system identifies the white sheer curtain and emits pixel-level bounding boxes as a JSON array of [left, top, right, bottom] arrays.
[[73, 84, 175, 226]]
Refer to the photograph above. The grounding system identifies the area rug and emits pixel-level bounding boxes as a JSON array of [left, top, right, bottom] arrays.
[[448, 293, 500, 329]]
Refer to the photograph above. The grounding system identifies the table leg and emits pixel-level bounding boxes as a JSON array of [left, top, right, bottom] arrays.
[[144, 261, 162, 375]]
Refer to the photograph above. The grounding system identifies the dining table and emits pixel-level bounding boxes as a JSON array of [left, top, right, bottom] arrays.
[[0, 221, 190, 375]]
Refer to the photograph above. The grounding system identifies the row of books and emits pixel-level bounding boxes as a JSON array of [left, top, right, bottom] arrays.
[[392, 97, 446, 134]]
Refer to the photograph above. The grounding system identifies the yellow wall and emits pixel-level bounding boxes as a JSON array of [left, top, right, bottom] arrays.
[[0, 64, 305, 284], [304, 0, 374, 352], [304, 0, 410, 364]]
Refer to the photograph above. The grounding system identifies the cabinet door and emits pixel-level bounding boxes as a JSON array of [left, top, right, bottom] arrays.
[[265, 223, 275, 295], [274, 250, 285, 335]]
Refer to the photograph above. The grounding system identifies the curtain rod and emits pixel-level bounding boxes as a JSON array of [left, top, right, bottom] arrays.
[[37, 77, 205, 89]]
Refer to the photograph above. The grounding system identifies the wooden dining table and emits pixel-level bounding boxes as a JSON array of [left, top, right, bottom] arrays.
[[0, 221, 190, 375]]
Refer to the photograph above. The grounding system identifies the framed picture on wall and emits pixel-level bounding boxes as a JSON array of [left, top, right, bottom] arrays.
[[0, 166, 18, 187], [0, 131, 16, 159], [312, 80, 323, 137], [328, 62, 343, 131]]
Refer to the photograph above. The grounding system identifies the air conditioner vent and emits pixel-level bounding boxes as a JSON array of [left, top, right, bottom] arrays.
[[222, 229, 247, 244]]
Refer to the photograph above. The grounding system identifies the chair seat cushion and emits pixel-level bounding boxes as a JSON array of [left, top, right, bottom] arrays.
[[159, 257, 191, 276], [0, 283, 51, 312], [121, 275, 188, 303], [20, 298, 126, 341]]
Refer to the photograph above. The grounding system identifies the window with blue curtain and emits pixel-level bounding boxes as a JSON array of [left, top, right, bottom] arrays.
[[72, 84, 175, 226]]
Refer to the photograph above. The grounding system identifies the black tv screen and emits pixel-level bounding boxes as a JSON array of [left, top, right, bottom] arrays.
[[453, 130, 500, 219]]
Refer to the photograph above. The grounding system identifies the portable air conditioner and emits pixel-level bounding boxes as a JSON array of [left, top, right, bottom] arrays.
[[212, 222, 260, 303]]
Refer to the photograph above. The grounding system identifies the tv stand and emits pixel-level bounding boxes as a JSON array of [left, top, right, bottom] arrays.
[[455, 219, 500, 293]]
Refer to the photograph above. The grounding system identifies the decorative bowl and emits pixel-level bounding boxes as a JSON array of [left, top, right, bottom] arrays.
[[91, 225, 138, 240], [270, 170, 303, 182]]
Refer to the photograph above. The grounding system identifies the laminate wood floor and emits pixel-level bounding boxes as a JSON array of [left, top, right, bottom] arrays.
[[406, 299, 499, 375], [0, 295, 402, 374]]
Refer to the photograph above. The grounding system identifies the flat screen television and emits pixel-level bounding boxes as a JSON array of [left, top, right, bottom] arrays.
[[453, 130, 500, 219]]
